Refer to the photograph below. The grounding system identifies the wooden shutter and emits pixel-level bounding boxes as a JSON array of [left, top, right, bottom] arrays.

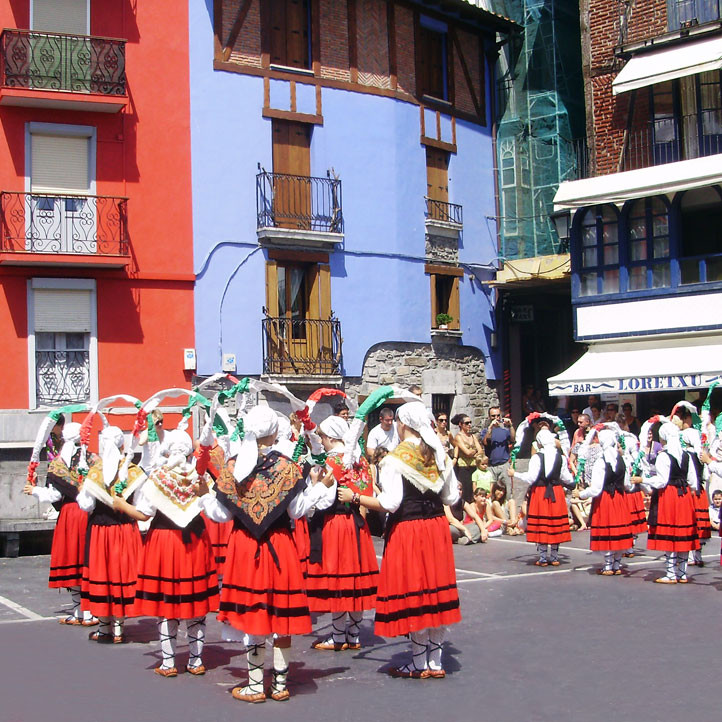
[[286, 0, 309, 69], [426, 147, 449, 203], [269, 0, 288, 65], [32, 0, 89, 34], [272, 120, 312, 228], [31, 134, 90, 192], [419, 25, 445, 99], [34, 289, 92, 332]]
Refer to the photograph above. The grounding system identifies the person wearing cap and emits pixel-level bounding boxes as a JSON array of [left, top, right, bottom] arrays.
[[508, 428, 574, 567], [640, 421, 700, 583], [338, 401, 461, 679], [306, 415, 379, 652], [578, 428, 635, 575], [23, 420, 97, 626], [196, 405, 331, 703], [77, 426, 146, 643], [113, 429, 219, 678]]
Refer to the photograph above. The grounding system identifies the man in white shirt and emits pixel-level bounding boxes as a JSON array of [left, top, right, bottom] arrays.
[[366, 407, 399, 459]]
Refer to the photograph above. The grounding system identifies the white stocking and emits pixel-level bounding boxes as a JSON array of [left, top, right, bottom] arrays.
[[604, 551, 614, 571], [536, 543, 548, 562], [158, 618, 179, 669], [549, 544, 560, 562], [97, 616, 112, 640], [665, 552, 677, 579], [243, 635, 266, 696], [186, 617, 206, 669], [612, 551, 623, 571], [676, 554, 688, 579], [347, 611, 363, 646], [271, 645, 291, 695], [409, 629, 429, 672], [113, 617, 124, 639], [428, 627, 446, 671], [68, 586, 82, 619]]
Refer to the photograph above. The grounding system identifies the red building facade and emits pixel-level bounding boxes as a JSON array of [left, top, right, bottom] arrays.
[[0, 0, 194, 444]]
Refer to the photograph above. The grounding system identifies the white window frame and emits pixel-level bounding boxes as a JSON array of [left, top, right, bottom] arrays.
[[30, 0, 91, 35], [27, 278, 98, 410]]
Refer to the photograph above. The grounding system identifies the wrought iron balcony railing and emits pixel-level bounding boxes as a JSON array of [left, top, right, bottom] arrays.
[[36, 349, 90, 405], [571, 109, 722, 178], [0, 192, 129, 257], [425, 197, 463, 225], [256, 169, 343, 233], [262, 315, 342, 376], [0, 29, 126, 96]]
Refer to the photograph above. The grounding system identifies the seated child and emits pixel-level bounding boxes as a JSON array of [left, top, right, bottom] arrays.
[[472, 455, 493, 493]]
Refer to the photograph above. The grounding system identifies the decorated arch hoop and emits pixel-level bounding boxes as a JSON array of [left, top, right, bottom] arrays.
[[510, 411, 571, 470]]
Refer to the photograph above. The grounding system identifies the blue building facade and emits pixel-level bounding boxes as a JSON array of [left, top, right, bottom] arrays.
[[189, 0, 518, 420]]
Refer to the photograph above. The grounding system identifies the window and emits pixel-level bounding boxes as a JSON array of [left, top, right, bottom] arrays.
[[32, 0, 89, 34], [578, 205, 620, 296], [418, 15, 451, 102], [271, 119, 312, 229], [426, 264, 461, 330], [425, 147, 450, 221], [28, 278, 97, 408], [265, 0, 311, 70], [264, 252, 336, 374], [432, 394, 453, 418], [27, 123, 96, 253], [626, 197, 671, 290], [678, 186, 722, 284], [668, 0, 721, 30]]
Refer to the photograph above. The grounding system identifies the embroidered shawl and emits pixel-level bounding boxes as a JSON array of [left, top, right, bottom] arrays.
[[380, 440, 450, 495], [143, 464, 202, 528], [46, 458, 83, 499], [326, 454, 372, 496], [215, 450, 304, 540], [84, 460, 146, 509]]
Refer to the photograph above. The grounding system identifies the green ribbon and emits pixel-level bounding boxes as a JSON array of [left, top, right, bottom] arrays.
[[218, 379, 250, 406], [630, 450, 645, 477], [574, 457, 586, 485], [230, 418, 245, 442], [147, 417, 159, 443], [213, 416, 229, 437], [133, 400, 142, 409], [702, 382, 719, 413], [510, 445, 520, 470], [292, 437, 307, 462], [311, 452, 327, 466], [113, 480, 127, 495], [181, 391, 212, 419], [49, 403, 88, 422], [354, 386, 395, 420]]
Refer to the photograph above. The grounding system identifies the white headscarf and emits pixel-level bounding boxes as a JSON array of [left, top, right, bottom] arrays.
[[660, 422, 683, 463], [59, 422, 82, 468], [598, 428, 619, 466], [396, 401, 447, 471], [163, 429, 194, 470], [535, 429, 557, 450], [100, 426, 125, 487], [681, 427, 702, 456], [233, 405, 279, 482], [319, 415, 349, 441]]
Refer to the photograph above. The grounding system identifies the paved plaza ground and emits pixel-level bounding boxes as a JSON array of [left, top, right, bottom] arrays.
[[1, 533, 719, 722]]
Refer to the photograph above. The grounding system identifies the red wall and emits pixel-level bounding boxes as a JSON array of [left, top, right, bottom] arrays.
[[0, 0, 195, 411]]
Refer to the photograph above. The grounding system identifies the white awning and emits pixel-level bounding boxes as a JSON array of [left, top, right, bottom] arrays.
[[613, 35, 722, 95], [547, 337, 722, 396], [553, 154, 722, 210]]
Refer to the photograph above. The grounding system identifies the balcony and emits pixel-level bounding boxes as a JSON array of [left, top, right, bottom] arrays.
[[262, 315, 342, 378], [425, 197, 463, 239], [571, 109, 722, 178], [256, 169, 343, 248], [0, 30, 127, 113], [0, 192, 129, 268], [668, 0, 722, 30]]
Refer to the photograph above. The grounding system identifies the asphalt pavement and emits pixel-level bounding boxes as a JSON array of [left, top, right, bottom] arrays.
[[1, 533, 720, 722]]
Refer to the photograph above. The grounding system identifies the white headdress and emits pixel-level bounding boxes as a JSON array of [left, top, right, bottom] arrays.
[[598, 428, 619, 466], [163, 429, 194, 470], [59, 422, 82, 468], [396, 401, 447, 471], [233, 405, 279, 482], [659, 422, 683, 463], [100, 426, 125, 487], [319, 415, 350, 441]]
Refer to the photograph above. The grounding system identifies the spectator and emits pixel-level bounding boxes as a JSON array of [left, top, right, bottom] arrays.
[[487, 482, 523, 535], [332, 401, 350, 421], [434, 412, 454, 456], [709, 490, 722, 532], [621, 403, 641, 436], [409, 384, 423, 397], [522, 385, 536, 414], [569, 487, 590, 531], [582, 395, 600, 421], [366, 407, 399, 459], [603, 402, 619, 423], [451, 413, 483, 503], [444, 483, 488, 545], [480, 407, 515, 495], [588, 402, 602, 424], [472, 454, 493, 493]]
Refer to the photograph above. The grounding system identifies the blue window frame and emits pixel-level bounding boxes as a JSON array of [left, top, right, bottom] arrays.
[[577, 205, 620, 297], [626, 197, 671, 291], [668, 0, 722, 30]]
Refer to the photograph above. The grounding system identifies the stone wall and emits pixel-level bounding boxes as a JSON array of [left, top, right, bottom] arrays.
[[343, 340, 499, 427], [425, 234, 459, 264]]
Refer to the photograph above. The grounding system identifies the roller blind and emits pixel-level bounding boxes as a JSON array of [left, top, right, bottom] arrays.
[[32, 0, 89, 35], [31, 134, 90, 193], [34, 289, 92, 332]]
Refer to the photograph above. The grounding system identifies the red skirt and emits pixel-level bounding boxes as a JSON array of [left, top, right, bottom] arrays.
[[293, 516, 310, 579], [217, 526, 311, 637], [81, 522, 142, 617], [589, 491, 634, 551], [305, 513, 379, 613], [647, 486, 700, 552], [625, 489, 648, 534], [134, 527, 219, 619], [49, 501, 88, 588], [201, 513, 233, 576], [526, 485, 572, 545], [374, 515, 460, 638], [694, 489, 712, 539]]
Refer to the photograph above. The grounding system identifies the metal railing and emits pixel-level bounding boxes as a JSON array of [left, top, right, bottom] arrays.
[[680, 252, 722, 284], [571, 109, 722, 178], [0, 29, 126, 95], [36, 350, 90, 405], [262, 315, 342, 376], [0, 192, 129, 257], [256, 169, 343, 233], [425, 197, 463, 225]]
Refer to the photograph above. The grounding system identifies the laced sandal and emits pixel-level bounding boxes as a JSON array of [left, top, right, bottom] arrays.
[[232, 687, 266, 703], [596, 569, 615, 576], [113, 635, 124, 644], [654, 576, 677, 584], [549, 560, 561, 566], [81, 617, 99, 627], [312, 639, 348, 651], [422, 669, 446, 679], [186, 665, 206, 676], [534, 560, 548, 567], [269, 667, 290, 701], [59, 615, 82, 625], [154, 666, 178, 678], [388, 664, 426, 679], [677, 576, 689, 584], [89, 630, 114, 643]]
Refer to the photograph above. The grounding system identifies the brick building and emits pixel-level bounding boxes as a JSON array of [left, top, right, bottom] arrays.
[[550, 0, 722, 414]]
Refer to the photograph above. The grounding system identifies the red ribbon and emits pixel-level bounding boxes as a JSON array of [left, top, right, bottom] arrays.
[[27, 461, 39, 486], [132, 409, 148, 438], [194, 445, 211, 476], [295, 406, 316, 431]]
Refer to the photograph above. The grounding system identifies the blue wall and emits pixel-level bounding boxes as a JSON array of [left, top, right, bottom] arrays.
[[190, 0, 501, 381]]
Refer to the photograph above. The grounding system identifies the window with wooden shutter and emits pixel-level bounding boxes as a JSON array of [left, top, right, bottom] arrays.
[[271, 120, 312, 229], [32, 0, 89, 35], [426, 264, 462, 330], [418, 15, 450, 101], [267, 0, 311, 70], [31, 133, 90, 193], [426, 147, 450, 221]]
